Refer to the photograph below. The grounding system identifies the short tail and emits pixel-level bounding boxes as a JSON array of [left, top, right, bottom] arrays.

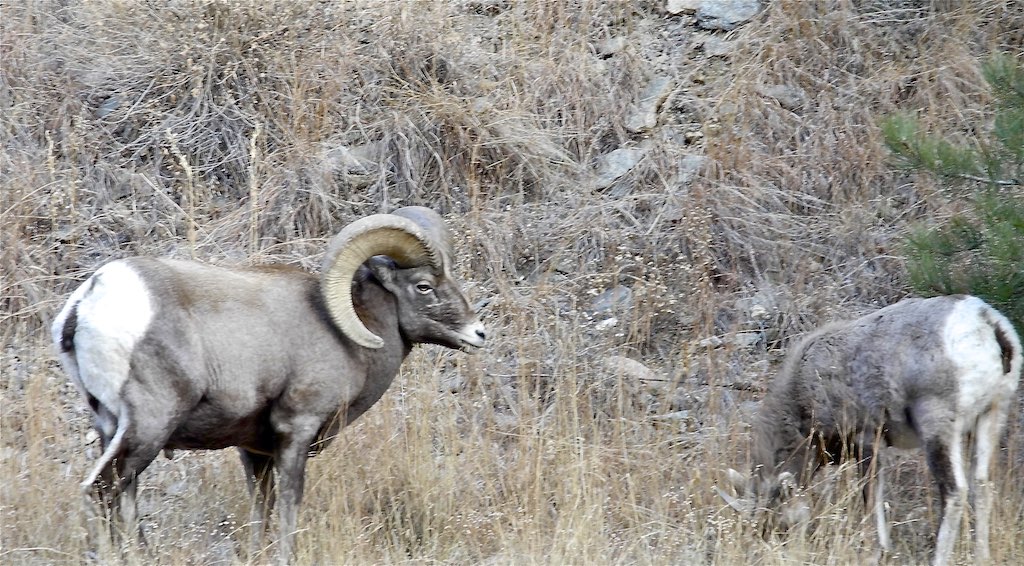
[[984, 304, 1022, 378]]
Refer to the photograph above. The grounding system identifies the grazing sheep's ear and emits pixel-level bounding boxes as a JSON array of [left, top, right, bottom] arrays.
[[716, 487, 752, 514], [781, 497, 811, 527], [775, 472, 811, 527], [777, 471, 797, 495], [727, 468, 751, 496], [716, 468, 755, 514], [774, 471, 811, 527]]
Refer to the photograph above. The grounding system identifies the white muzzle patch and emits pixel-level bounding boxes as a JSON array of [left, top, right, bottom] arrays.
[[458, 320, 487, 350]]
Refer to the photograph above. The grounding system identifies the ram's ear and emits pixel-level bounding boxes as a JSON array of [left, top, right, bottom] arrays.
[[366, 256, 398, 286], [780, 497, 812, 527]]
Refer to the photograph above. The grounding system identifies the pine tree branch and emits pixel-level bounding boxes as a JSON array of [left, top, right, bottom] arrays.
[[951, 173, 1021, 186]]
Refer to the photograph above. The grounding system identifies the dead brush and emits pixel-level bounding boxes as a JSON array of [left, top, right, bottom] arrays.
[[4, 0, 1024, 564]]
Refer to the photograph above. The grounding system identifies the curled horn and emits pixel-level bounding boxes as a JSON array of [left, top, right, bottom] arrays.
[[716, 468, 755, 514], [321, 207, 449, 349], [390, 206, 454, 274], [715, 485, 754, 514]]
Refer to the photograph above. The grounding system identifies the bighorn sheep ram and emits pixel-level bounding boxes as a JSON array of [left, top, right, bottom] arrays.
[[721, 295, 1021, 566], [51, 207, 486, 561]]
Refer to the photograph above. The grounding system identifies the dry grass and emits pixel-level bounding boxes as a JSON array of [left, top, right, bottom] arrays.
[[2, 0, 1023, 564]]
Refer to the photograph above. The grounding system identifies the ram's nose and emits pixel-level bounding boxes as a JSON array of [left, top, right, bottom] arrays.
[[459, 321, 487, 350]]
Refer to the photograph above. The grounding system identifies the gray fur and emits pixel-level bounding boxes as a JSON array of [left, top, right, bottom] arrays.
[[731, 295, 1021, 566], [52, 215, 486, 563]]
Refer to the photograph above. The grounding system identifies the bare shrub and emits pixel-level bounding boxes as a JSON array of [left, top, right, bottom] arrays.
[[3, 0, 1023, 564]]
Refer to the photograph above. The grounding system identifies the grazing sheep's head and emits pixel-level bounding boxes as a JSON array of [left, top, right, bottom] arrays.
[[320, 206, 485, 350], [718, 467, 811, 535]]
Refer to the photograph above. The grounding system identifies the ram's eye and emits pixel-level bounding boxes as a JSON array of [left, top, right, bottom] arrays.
[[415, 282, 434, 294]]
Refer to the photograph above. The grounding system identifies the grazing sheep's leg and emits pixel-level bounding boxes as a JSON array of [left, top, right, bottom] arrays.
[[239, 449, 276, 557], [112, 444, 168, 547], [80, 433, 148, 552], [867, 456, 891, 556], [909, 397, 964, 566], [925, 422, 967, 566], [83, 460, 119, 553], [102, 397, 183, 548], [856, 436, 890, 560], [972, 399, 1009, 564]]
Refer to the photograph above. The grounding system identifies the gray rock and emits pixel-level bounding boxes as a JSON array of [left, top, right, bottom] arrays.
[[666, 0, 701, 15], [697, 0, 763, 31], [96, 96, 121, 119], [757, 84, 808, 111], [737, 400, 761, 423], [595, 148, 646, 189], [698, 335, 723, 348], [321, 145, 375, 176], [702, 36, 734, 57], [626, 75, 674, 133], [604, 355, 661, 383], [591, 285, 634, 313], [677, 153, 707, 185], [729, 330, 762, 348], [597, 36, 628, 57]]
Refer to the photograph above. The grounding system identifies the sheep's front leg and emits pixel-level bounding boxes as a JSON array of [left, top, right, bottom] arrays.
[[239, 449, 276, 559], [856, 438, 890, 561], [272, 418, 318, 564], [869, 461, 890, 561]]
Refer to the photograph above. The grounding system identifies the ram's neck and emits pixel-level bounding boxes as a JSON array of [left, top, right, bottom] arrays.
[[336, 276, 410, 425]]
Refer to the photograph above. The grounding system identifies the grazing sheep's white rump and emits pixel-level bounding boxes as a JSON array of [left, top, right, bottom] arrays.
[[942, 296, 1019, 415]]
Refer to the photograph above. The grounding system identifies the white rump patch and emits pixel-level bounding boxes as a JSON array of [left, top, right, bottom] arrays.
[[71, 261, 155, 423], [943, 296, 1016, 417], [52, 275, 96, 401]]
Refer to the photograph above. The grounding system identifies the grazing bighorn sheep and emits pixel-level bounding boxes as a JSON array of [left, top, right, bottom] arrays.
[[720, 295, 1021, 566], [51, 207, 486, 561]]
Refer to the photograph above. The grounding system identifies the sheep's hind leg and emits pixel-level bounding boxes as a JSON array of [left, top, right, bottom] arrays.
[[908, 396, 965, 566], [106, 403, 180, 553], [81, 411, 131, 558], [79, 432, 157, 557], [924, 423, 967, 566], [863, 452, 890, 559], [114, 451, 162, 551], [972, 398, 1010, 563]]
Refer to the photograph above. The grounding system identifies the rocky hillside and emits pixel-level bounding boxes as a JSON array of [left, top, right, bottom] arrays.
[[2, 1, 1022, 564]]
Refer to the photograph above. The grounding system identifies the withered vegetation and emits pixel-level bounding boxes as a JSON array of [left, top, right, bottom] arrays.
[[2, 1, 1021, 564]]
